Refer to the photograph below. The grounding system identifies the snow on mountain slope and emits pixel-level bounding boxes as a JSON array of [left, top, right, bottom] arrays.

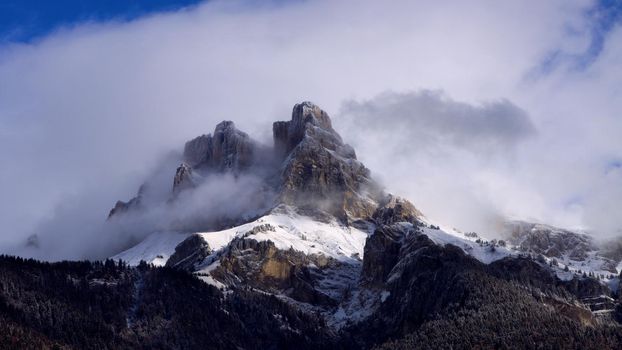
[[110, 212, 548, 270], [113, 207, 371, 267], [111, 208, 620, 294], [422, 226, 514, 264], [240, 210, 370, 262], [112, 231, 190, 266]]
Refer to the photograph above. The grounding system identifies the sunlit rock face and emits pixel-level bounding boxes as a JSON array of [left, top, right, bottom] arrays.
[[274, 102, 383, 222], [109, 101, 385, 223]]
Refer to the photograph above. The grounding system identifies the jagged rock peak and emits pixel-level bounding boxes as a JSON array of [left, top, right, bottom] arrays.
[[292, 101, 333, 132], [183, 120, 256, 171], [107, 184, 147, 219], [273, 101, 345, 158], [373, 195, 423, 226], [275, 102, 381, 221], [504, 221, 595, 261], [173, 163, 195, 194]]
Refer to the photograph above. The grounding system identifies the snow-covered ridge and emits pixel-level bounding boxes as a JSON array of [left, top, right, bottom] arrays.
[[113, 208, 371, 267], [112, 232, 190, 266], [112, 208, 621, 294]]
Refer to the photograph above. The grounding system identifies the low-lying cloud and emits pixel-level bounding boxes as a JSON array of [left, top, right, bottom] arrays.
[[336, 90, 537, 235], [340, 90, 535, 156]]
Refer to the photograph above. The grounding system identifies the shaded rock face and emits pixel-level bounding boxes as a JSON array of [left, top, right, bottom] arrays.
[[109, 102, 382, 223], [362, 225, 409, 286], [183, 121, 256, 172], [107, 184, 147, 219], [166, 234, 212, 271], [274, 102, 336, 157], [362, 196, 423, 285], [351, 232, 613, 347], [505, 221, 594, 260], [211, 237, 338, 306], [172, 163, 195, 194], [275, 102, 382, 221], [372, 195, 422, 226]]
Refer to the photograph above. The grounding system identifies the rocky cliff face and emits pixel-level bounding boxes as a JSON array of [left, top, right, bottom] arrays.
[[172, 163, 196, 194], [107, 184, 147, 219], [109, 102, 384, 224], [274, 102, 382, 222], [166, 234, 212, 271], [102, 101, 622, 349], [211, 237, 339, 306], [503, 221, 622, 273], [183, 120, 257, 171], [505, 221, 595, 260]]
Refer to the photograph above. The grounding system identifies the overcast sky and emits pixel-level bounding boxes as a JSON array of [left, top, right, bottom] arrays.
[[0, 0, 621, 259]]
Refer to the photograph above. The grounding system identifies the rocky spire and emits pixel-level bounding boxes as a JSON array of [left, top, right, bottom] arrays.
[[273, 102, 338, 158], [273, 102, 382, 221], [172, 163, 195, 194], [183, 120, 256, 172], [107, 184, 147, 219], [109, 101, 385, 223]]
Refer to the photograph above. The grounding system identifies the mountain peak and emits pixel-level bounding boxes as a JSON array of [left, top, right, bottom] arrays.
[[273, 101, 342, 158], [292, 101, 333, 131], [273, 102, 381, 221], [183, 120, 255, 171], [110, 102, 383, 223], [172, 163, 195, 194]]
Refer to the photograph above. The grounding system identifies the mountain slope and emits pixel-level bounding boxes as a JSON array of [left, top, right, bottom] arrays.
[[4, 101, 622, 349]]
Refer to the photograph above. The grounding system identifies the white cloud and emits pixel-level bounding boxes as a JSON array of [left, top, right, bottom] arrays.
[[0, 0, 620, 259]]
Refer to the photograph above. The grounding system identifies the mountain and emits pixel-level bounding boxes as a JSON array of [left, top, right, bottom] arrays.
[[3, 102, 622, 349]]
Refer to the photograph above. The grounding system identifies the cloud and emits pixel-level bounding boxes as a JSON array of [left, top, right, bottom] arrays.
[[335, 90, 538, 236], [340, 90, 535, 156], [0, 0, 620, 259]]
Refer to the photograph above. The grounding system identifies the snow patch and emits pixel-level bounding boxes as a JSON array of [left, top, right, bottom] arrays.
[[112, 231, 190, 266], [422, 227, 513, 264], [112, 207, 370, 268]]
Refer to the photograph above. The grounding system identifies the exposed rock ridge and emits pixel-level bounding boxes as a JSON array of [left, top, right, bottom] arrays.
[[183, 120, 256, 172], [172, 163, 195, 194], [274, 102, 382, 221], [166, 234, 212, 271], [108, 101, 387, 224], [505, 221, 595, 260], [107, 184, 147, 219]]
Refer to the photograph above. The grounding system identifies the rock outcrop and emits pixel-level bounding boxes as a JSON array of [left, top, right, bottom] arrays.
[[362, 195, 423, 285], [109, 102, 385, 224], [172, 163, 196, 194], [166, 234, 212, 271], [107, 184, 147, 219], [372, 195, 422, 226], [274, 102, 382, 222], [183, 120, 256, 172], [505, 221, 595, 260], [211, 237, 338, 306]]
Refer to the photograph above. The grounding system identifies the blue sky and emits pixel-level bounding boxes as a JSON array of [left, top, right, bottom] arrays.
[[0, 0, 205, 42]]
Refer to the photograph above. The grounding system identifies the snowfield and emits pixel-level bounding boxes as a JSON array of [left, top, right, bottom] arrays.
[[112, 231, 190, 266], [111, 208, 620, 294], [113, 207, 371, 267]]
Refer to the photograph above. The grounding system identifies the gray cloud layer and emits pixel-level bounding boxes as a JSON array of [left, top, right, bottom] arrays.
[[340, 90, 535, 155], [335, 91, 538, 235]]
